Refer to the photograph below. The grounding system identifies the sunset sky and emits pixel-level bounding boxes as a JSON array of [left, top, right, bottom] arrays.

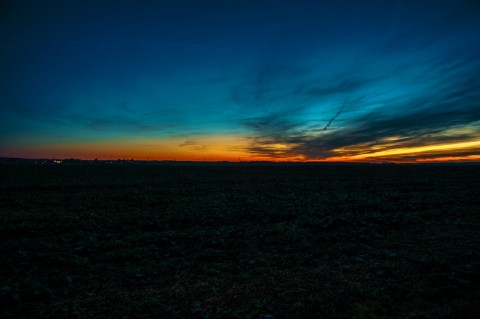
[[1, 0, 479, 162]]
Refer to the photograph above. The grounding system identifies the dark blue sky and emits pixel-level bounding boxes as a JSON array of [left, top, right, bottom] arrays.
[[1, 0, 479, 161]]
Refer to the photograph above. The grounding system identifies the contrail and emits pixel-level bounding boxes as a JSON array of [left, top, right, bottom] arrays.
[[323, 101, 346, 131], [323, 96, 364, 131]]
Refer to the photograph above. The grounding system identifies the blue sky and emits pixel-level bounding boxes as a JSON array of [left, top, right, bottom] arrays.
[[1, 0, 479, 161]]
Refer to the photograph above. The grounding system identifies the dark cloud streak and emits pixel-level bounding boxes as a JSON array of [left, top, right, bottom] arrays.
[[237, 42, 480, 160]]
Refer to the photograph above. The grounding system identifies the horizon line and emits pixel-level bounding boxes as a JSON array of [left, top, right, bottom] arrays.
[[1, 156, 480, 165]]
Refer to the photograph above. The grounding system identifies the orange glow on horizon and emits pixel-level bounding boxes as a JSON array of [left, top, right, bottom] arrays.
[[328, 140, 480, 163], [2, 135, 479, 163]]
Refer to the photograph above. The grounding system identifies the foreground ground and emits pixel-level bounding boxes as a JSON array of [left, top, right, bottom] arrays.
[[1, 164, 479, 318]]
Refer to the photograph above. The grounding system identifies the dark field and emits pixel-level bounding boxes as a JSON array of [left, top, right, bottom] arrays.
[[1, 164, 480, 318]]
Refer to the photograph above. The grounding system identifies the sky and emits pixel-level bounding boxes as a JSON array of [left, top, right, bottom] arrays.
[[1, 0, 480, 162]]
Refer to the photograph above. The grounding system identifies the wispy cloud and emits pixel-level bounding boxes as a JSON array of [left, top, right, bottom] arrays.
[[178, 140, 206, 151], [235, 43, 480, 161]]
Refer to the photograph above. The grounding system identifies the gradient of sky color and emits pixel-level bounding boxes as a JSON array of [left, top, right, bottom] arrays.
[[1, 0, 480, 162]]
